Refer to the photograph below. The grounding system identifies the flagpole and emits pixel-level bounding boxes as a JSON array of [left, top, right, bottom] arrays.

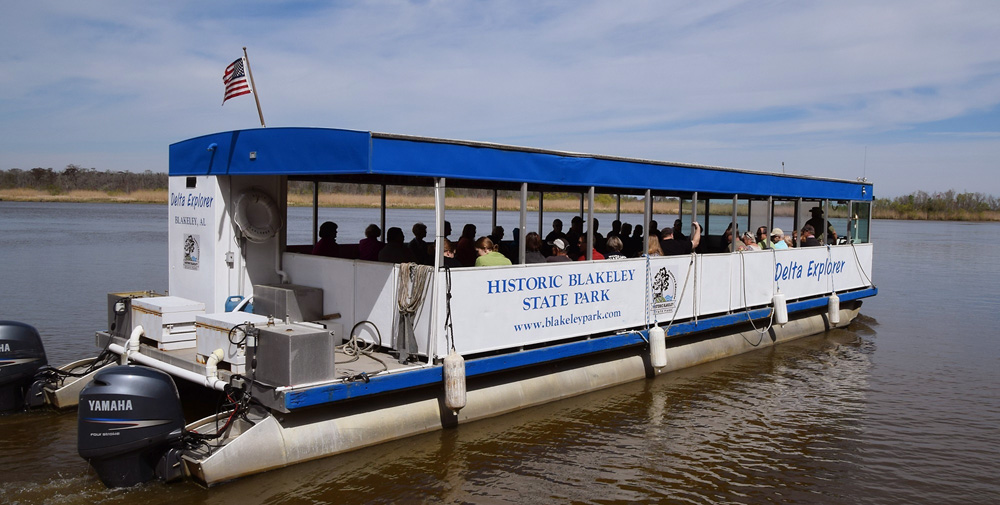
[[243, 47, 266, 127]]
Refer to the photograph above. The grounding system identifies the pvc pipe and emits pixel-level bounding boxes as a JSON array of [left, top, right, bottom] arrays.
[[109, 343, 227, 391], [275, 237, 289, 284], [121, 325, 143, 365], [205, 348, 225, 379]]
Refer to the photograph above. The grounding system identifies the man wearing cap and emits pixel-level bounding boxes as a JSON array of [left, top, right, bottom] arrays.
[[546, 238, 572, 263], [770, 228, 789, 249], [805, 207, 837, 244]]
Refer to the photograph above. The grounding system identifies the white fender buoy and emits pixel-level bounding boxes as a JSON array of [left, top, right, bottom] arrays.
[[773, 292, 788, 326], [649, 325, 667, 369], [828, 293, 840, 325], [443, 350, 466, 414], [234, 188, 282, 243]]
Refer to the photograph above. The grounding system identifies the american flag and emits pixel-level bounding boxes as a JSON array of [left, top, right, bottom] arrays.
[[222, 57, 253, 104]]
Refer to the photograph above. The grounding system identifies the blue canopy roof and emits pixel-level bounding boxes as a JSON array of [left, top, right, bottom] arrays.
[[169, 127, 873, 201]]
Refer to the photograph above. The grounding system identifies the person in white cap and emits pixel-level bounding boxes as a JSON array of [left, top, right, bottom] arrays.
[[546, 238, 572, 263], [770, 228, 789, 249]]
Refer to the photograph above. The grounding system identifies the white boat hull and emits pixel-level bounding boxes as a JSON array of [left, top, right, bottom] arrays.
[[184, 304, 859, 485]]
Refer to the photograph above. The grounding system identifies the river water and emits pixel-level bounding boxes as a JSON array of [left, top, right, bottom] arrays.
[[0, 201, 997, 504]]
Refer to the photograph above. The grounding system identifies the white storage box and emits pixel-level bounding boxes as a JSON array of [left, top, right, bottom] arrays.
[[195, 312, 270, 372], [131, 296, 205, 350]]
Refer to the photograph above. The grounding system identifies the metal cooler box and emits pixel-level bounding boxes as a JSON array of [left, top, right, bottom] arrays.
[[253, 322, 336, 386], [130, 296, 205, 350]]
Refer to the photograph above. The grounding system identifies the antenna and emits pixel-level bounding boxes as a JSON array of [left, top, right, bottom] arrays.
[[863, 146, 867, 180], [782, 161, 785, 174]]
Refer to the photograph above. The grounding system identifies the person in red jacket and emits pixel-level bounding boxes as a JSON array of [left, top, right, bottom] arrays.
[[575, 235, 605, 261]]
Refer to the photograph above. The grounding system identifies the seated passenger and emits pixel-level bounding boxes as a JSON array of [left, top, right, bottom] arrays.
[[806, 206, 837, 244], [607, 220, 622, 240], [755, 226, 772, 250], [770, 228, 789, 249], [672, 219, 687, 241], [647, 235, 664, 257], [474, 236, 512, 266], [546, 238, 572, 263], [738, 231, 760, 251], [544, 219, 566, 256], [625, 224, 644, 257], [429, 220, 453, 260], [456, 224, 478, 267], [489, 225, 505, 245], [501, 228, 520, 263], [358, 224, 384, 261], [442, 238, 462, 267], [409, 222, 431, 265], [617, 223, 631, 256], [565, 216, 584, 259], [575, 234, 605, 261], [378, 227, 416, 263], [719, 223, 738, 253], [800, 224, 822, 247], [604, 235, 626, 260], [661, 221, 701, 256], [620, 222, 633, 242], [311, 221, 339, 257], [590, 218, 606, 254], [545, 219, 566, 244], [524, 232, 546, 264]]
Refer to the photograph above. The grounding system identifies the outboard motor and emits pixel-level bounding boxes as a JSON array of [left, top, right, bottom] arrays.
[[0, 321, 48, 412], [78, 366, 186, 487]]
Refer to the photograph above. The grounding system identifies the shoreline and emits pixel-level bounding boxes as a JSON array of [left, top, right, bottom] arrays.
[[2, 189, 997, 222]]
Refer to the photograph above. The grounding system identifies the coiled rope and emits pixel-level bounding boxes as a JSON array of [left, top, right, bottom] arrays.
[[396, 263, 433, 363]]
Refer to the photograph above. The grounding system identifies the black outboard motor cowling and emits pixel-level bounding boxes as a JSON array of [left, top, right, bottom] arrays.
[[0, 321, 48, 412], [78, 365, 186, 487]]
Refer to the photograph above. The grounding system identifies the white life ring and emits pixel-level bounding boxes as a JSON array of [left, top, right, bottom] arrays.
[[234, 188, 282, 243]]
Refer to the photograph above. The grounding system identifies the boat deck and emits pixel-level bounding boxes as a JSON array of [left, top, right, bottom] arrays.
[[96, 332, 425, 387]]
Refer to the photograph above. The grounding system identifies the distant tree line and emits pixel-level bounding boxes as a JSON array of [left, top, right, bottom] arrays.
[[289, 180, 618, 202], [0, 165, 166, 194], [874, 190, 1000, 220], [4, 167, 997, 221]]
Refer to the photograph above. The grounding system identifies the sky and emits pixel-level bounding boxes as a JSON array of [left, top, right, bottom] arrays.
[[2, 1, 998, 198]]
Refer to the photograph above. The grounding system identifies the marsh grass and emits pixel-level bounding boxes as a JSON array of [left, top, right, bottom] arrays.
[[0, 188, 165, 204], [3, 188, 998, 221]]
